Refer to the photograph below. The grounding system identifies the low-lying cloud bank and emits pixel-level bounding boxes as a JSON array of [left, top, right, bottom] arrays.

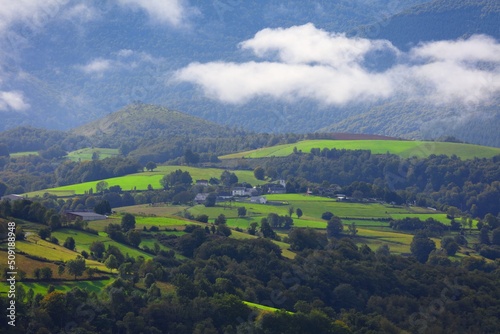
[[175, 23, 500, 107]]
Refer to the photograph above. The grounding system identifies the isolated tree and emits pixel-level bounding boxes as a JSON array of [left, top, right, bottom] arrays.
[[215, 214, 227, 225], [296, 208, 303, 219], [41, 267, 53, 280], [327, 216, 343, 237], [410, 233, 436, 263], [90, 241, 106, 259], [127, 230, 142, 247], [49, 215, 62, 230], [288, 206, 295, 218], [253, 167, 265, 180], [321, 212, 334, 221], [38, 227, 51, 240], [216, 224, 232, 237], [34, 268, 41, 280], [91, 151, 100, 161], [94, 200, 111, 215], [96, 181, 109, 194], [86, 267, 97, 278], [121, 213, 136, 232], [248, 222, 258, 235], [63, 237, 76, 251], [66, 256, 86, 280], [204, 193, 217, 207], [260, 218, 276, 239], [195, 214, 209, 223], [145, 161, 157, 172], [348, 222, 358, 237], [220, 170, 238, 187], [105, 254, 119, 273], [58, 265, 65, 277], [441, 236, 459, 256], [237, 206, 247, 217]]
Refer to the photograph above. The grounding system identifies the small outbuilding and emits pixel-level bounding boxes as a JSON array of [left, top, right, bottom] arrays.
[[66, 211, 107, 221]]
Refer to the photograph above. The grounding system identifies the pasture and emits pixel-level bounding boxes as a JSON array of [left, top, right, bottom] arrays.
[[0, 278, 113, 296], [26, 165, 266, 197], [51, 228, 155, 260], [219, 140, 500, 160], [66, 148, 121, 161], [10, 151, 39, 157]]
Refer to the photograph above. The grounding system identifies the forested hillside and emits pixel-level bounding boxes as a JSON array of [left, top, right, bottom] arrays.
[[359, 0, 500, 48]]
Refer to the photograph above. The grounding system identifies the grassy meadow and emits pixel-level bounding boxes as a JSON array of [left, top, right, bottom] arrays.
[[66, 148, 121, 161], [26, 165, 266, 197], [219, 140, 500, 160]]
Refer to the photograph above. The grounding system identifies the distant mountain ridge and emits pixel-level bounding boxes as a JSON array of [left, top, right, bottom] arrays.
[[356, 0, 500, 49]]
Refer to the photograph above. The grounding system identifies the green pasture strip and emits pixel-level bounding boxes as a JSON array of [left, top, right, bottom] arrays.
[[115, 204, 187, 216], [0, 250, 76, 280], [51, 228, 154, 261], [10, 151, 39, 157], [219, 140, 500, 160], [87, 218, 120, 232], [265, 194, 336, 202], [0, 278, 113, 296], [26, 166, 266, 197], [66, 148, 120, 161], [243, 301, 293, 313], [389, 213, 451, 224], [135, 216, 196, 228], [342, 219, 391, 227], [16, 237, 109, 272]]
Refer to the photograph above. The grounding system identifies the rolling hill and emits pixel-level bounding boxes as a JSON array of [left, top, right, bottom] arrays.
[[219, 139, 500, 160], [72, 103, 241, 141]]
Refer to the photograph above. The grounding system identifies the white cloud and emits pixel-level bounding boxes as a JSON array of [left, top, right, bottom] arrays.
[[79, 58, 112, 75], [0, 91, 30, 111], [410, 34, 500, 63], [240, 23, 398, 67], [62, 3, 99, 23], [174, 24, 500, 108], [78, 51, 162, 77], [116, 0, 192, 26], [177, 61, 393, 105], [117, 49, 134, 57], [0, 0, 67, 33]]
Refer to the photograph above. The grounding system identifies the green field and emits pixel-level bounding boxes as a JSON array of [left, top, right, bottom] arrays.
[[10, 151, 39, 157], [51, 228, 155, 260], [66, 147, 121, 161], [0, 278, 113, 296], [16, 236, 109, 272], [243, 301, 293, 314], [219, 140, 500, 160], [26, 165, 266, 197]]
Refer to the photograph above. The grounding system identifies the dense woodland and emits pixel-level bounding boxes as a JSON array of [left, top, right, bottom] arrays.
[[1, 198, 500, 333]]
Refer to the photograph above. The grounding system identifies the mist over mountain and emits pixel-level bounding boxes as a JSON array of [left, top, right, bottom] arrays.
[[0, 0, 499, 146]]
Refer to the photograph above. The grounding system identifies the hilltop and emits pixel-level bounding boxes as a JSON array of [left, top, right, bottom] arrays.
[[73, 103, 242, 142]]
